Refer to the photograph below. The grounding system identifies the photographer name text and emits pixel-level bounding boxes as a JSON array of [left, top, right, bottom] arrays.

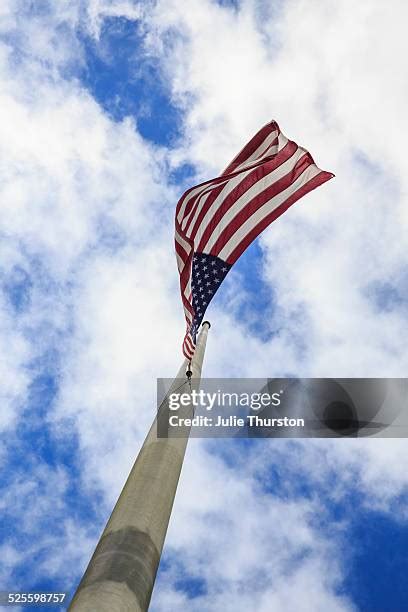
[[167, 414, 305, 428]]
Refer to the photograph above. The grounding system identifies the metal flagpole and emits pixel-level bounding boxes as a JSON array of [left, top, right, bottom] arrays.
[[68, 321, 211, 612]]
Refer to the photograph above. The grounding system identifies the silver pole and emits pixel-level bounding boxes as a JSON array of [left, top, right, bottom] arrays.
[[68, 322, 211, 612]]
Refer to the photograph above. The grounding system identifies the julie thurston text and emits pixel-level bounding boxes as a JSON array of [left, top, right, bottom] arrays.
[[168, 415, 305, 428]]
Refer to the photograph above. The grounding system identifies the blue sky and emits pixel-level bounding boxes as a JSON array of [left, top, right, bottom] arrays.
[[1, 2, 408, 611]]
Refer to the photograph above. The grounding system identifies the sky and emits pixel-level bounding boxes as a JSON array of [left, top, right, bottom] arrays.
[[0, 1, 408, 611]]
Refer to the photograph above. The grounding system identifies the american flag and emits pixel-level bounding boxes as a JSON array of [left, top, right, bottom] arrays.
[[175, 120, 334, 359]]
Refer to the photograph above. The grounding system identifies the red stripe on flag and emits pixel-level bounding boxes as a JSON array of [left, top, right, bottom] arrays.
[[184, 182, 226, 236], [226, 171, 334, 264], [221, 121, 278, 175], [175, 237, 189, 264], [197, 140, 298, 253], [207, 151, 312, 257]]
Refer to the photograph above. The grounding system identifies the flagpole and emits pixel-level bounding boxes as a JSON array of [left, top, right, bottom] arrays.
[[68, 321, 211, 612]]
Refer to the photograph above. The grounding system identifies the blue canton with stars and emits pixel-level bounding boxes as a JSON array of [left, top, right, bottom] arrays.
[[190, 253, 231, 342]]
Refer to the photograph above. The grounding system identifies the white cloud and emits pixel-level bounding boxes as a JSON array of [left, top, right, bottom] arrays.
[[0, 0, 190, 591], [0, 461, 97, 589], [85, 0, 143, 38], [0, 289, 30, 430], [152, 441, 356, 612]]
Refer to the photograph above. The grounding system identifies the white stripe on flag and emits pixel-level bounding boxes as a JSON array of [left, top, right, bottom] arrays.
[[201, 146, 305, 253], [185, 167, 254, 240], [182, 188, 214, 232], [218, 164, 322, 261], [233, 129, 278, 172]]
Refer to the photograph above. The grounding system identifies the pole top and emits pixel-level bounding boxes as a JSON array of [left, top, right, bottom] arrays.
[[202, 320, 211, 329]]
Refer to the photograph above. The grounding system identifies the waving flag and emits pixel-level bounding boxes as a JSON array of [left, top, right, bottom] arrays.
[[175, 120, 334, 359]]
